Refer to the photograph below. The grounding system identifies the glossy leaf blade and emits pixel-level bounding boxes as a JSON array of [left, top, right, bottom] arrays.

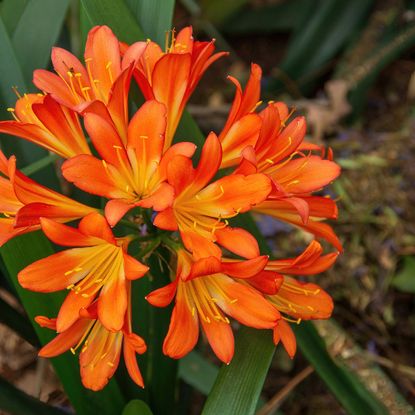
[[125, 0, 175, 45], [11, 0, 71, 84]]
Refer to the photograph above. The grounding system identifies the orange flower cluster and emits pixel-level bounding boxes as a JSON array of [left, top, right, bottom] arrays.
[[0, 26, 341, 391]]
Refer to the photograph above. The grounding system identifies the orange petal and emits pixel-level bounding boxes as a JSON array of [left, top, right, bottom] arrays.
[[272, 156, 341, 194], [273, 319, 296, 358], [32, 95, 90, 157], [146, 280, 178, 307], [18, 248, 93, 292], [158, 142, 197, 181], [276, 278, 333, 320], [220, 114, 261, 168], [221, 255, 268, 278], [105, 199, 134, 227], [127, 100, 166, 172], [136, 182, 174, 211], [33, 69, 77, 107], [98, 274, 127, 331], [62, 154, 129, 199], [166, 155, 195, 194], [84, 25, 121, 99], [56, 289, 94, 333], [80, 328, 122, 391], [201, 318, 234, 364], [40, 217, 102, 246], [153, 207, 178, 231], [215, 227, 260, 259], [248, 271, 283, 295], [186, 256, 222, 281], [197, 173, 271, 218], [38, 318, 90, 358], [123, 338, 144, 388], [78, 213, 115, 244], [123, 253, 148, 280], [152, 53, 192, 148], [163, 292, 199, 359], [193, 132, 222, 190], [83, 112, 128, 169], [213, 275, 280, 329]]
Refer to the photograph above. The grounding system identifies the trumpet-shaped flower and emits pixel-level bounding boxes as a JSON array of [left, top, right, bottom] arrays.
[[153, 132, 272, 255], [33, 26, 135, 140], [124, 26, 227, 149], [62, 100, 196, 226], [36, 298, 146, 391], [0, 150, 95, 246], [147, 247, 280, 363], [18, 213, 148, 332], [0, 93, 90, 158], [252, 241, 337, 357], [223, 66, 341, 249]]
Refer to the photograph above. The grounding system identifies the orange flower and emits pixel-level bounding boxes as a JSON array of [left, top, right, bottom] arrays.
[[0, 149, 95, 246], [147, 247, 279, 364], [124, 26, 227, 150], [61, 100, 196, 226], [18, 213, 148, 332], [35, 298, 146, 391], [153, 132, 272, 255], [0, 93, 90, 158], [250, 241, 337, 358], [33, 26, 135, 140], [222, 66, 341, 249], [218, 63, 263, 168]]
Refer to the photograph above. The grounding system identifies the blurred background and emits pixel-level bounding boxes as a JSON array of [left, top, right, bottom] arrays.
[[1, 0, 415, 414]]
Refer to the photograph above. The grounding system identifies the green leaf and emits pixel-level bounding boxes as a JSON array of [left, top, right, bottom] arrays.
[[11, 0, 71, 85], [294, 323, 388, 415], [0, 0, 29, 36], [0, 233, 126, 415], [202, 329, 274, 415], [0, 15, 26, 106], [80, 0, 144, 43], [179, 351, 219, 396], [122, 399, 153, 415], [0, 375, 66, 415], [392, 256, 415, 293], [222, 0, 307, 34], [125, 0, 175, 45]]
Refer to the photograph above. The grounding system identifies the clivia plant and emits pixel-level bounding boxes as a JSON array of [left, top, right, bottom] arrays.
[[0, 17, 345, 415]]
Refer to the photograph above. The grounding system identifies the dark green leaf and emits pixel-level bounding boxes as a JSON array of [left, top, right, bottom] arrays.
[[80, 0, 144, 43], [392, 256, 415, 293], [0, 375, 66, 415], [0, 0, 29, 36], [0, 16, 26, 106], [202, 329, 275, 415], [122, 399, 153, 415], [125, 0, 175, 45], [179, 351, 219, 396], [11, 0, 71, 85]]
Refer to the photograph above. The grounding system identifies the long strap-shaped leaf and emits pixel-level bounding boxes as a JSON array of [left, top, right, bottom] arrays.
[[125, 0, 175, 45], [1, 234, 125, 415], [11, 0, 71, 85]]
